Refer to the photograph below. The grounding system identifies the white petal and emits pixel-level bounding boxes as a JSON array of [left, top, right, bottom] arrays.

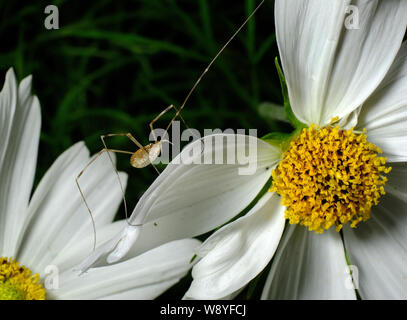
[[18, 143, 127, 272], [343, 163, 407, 299], [0, 68, 17, 255], [262, 224, 356, 300], [357, 42, 407, 162], [338, 106, 362, 130], [0, 70, 41, 257], [75, 225, 134, 274], [0, 68, 17, 173], [50, 239, 200, 300], [100, 279, 180, 300], [385, 162, 407, 203], [43, 220, 127, 275], [133, 134, 280, 225], [184, 193, 285, 300], [78, 134, 281, 271], [275, 0, 407, 126], [183, 287, 244, 300]]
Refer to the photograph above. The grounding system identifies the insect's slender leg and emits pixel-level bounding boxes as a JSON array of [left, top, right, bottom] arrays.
[[102, 133, 161, 228], [149, 105, 196, 171], [101, 133, 161, 175], [76, 148, 134, 251], [149, 104, 190, 138], [100, 134, 158, 223], [171, 105, 190, 130], [149, 104, 194, 153], [100, 135, 142, 224], [102, 133, 145, 150], [149, 105, 174, 142]]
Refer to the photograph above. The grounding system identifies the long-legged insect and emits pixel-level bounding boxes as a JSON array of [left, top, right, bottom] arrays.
[[76, 0, 265, 250]]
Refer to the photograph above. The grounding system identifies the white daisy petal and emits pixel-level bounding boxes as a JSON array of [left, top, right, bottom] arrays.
[[44, 220, 127, 275], [343, 163, 407, 299], [261, 224, 356, 300], [18, 142, 127, 271], [50, 239, 200, 300], [0, 70, 41, 257], [275, 0, 407, 126], [218, 288, 244, 300], [133, 134, 280, 226], [385, 162, 407, 204], [184, 193, 285, 300], [78, 134, 281, 270], [183, 288, 244, 300], [357, 42, 407, 162], [100, 279, 180, 300], [338, 106, 362, 130], [0, 68, 17, 172], [0, 68, 17, 255]]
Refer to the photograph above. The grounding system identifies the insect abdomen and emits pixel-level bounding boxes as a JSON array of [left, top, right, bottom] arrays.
[[130, 143, 161, 168]]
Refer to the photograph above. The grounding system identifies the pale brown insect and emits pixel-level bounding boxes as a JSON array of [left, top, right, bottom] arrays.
[[76, 0, 265, 250]]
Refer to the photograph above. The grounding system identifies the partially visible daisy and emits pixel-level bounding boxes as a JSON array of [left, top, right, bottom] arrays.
[[78, 0, 407, 300], [0, 68, 200, 300]]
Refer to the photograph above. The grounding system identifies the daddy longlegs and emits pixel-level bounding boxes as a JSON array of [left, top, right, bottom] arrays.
[[76, 0, 265, 250]]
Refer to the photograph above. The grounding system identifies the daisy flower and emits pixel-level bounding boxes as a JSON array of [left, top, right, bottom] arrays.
[[185, 0, 407, 299], [78, 0, 407, 300], [0, 68, 200, 300]]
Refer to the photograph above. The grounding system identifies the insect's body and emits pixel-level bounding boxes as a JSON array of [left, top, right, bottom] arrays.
[[130, 142, 162, 168]]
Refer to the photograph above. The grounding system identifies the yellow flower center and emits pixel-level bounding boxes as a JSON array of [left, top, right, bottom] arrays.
[[270, 124, 391, 233], [0, 257, 46, 300]]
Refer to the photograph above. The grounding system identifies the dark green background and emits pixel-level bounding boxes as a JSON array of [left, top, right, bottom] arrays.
[[1, 0, 290, 299]]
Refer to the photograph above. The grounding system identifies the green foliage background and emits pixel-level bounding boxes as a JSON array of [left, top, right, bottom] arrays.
[[1, 0, 291, 298]]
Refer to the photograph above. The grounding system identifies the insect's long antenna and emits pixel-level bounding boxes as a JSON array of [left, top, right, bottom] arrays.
[[165, 0, 265, 133]]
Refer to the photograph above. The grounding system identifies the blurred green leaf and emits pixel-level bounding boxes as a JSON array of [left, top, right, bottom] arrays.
[[274, 56, 306, 130], [258, 101, 287, 123]]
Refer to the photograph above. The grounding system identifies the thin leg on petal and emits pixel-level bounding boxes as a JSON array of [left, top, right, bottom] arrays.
[[100, 134, 154, 223], [76, 147, 133, 251]]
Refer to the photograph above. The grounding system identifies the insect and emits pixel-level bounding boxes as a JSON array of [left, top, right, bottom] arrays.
[[76, 0, 265, 250]]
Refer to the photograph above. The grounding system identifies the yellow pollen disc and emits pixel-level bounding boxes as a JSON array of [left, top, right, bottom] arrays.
[[0, 257, 46, 300], [270, 124, 391, 233]]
